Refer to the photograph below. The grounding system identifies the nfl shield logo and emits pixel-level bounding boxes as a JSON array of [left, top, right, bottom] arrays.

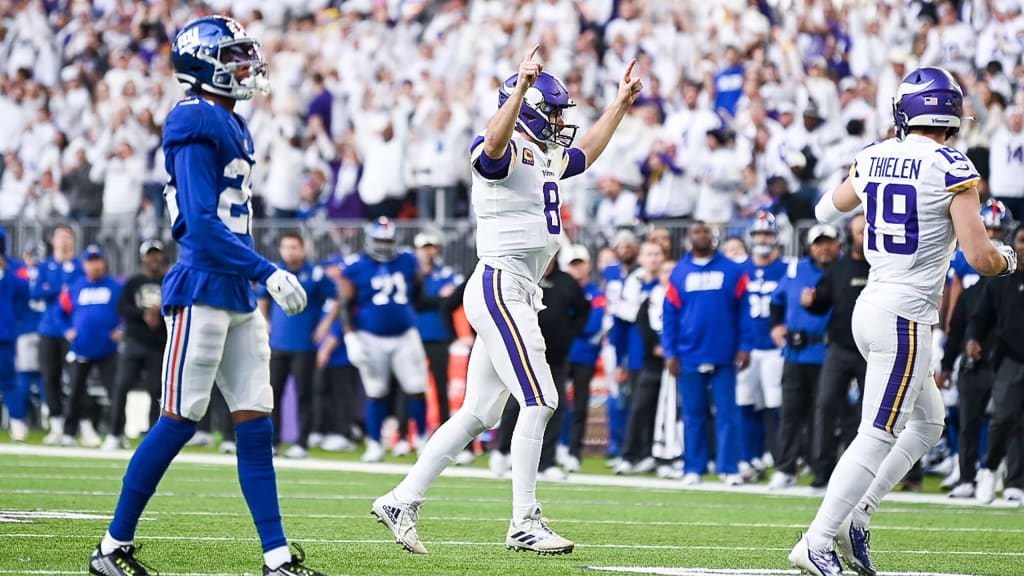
[[923, 96, 938, 105]]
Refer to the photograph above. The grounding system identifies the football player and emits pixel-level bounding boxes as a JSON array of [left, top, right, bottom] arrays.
[[338, 217, 429, 463], [790, 67, 1017, 576], [89, 16, 322, 576], [372, 45, 642, 555]]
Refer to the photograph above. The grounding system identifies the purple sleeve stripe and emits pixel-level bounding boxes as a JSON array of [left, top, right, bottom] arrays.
[[561, 148, 587, 180], [474, 140, 515, 180]]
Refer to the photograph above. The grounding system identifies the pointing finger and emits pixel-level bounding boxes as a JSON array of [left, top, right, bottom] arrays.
[[623, 58, 637, 82], [525, 43, 540, 63]]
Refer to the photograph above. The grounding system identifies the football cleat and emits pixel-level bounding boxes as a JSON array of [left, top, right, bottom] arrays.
[[185, 431, 213, 447], [391, 439, 411, 458], [681, 472, 702, 486], [540, 466, 568, 481], [789, 534, 843, 576], [361, 440, 385, 463], [89, 543, 154, 576], [454, 449, 476, 466], [562, 455, 581, 473], [768, 471, 797, 490], [100, 436, 130, 451], [372, 491, 428, 554], [9, 419, 28, 442], [284, 445, 308, 459], [976, 468, 997, 504], [1004, 487, 1023, 502], [43, 416, 64, 445], [489, 450, 510, 477], [720, 473, 743, 486], [320, 434, 355, 452], [263, 543, 326, 576], [835, 516, 878, 576], [506, 504, 574, 555], [948, 482, 975, 499]]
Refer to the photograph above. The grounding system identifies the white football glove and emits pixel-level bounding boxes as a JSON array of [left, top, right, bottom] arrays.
[[997, 244, 1018, 276], [266, 268, 308, 315], [343, 331, 366, 367]]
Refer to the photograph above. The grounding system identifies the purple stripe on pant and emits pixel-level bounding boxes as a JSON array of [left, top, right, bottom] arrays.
[[481, 266, 543, 407], [873, 315, 915, 432]]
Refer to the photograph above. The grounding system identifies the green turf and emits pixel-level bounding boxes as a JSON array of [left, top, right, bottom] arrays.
[[1, 452, 1021, 576]]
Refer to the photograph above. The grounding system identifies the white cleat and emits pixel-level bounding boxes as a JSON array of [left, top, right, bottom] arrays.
[[391, 439, 411, 458], [789, 534, 844, 576], [489, 451, 510, 477], [43, 416, 64, 445], [939, 460, 960, 489], [614, 460, 633, 475], [220, 440, 236, 454], [78, 420, 102, 448], [59, 434, 77, 447], [506, 504, 574, 555], [321, 434, 355, 452], [948, 482, 975, 499], [562, 455, 580, 473], [454, 449, 476, 466], [540, 466, 568, 482], [681, 472, 702, 486], [100, 435, 129, 451], [372, 491, 428, 554], [720, 473, 743, 486], [768, 471, 797, 490], [632, 457, 657, 474], [362, 440, 386, 463], [976, 468, 997, 504], [9, 419, 28, 442], [284, 445, 308, 459], [307, 432, 324, 449], [657, 464, 683, 480], [185, 431, 213, 447], [1004, 487, 1023, 502], [555, 444, 570, 467]]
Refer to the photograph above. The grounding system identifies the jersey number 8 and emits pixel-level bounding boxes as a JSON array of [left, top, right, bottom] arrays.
[[865, 182, 919, 255], [543, 182, 561, 235]]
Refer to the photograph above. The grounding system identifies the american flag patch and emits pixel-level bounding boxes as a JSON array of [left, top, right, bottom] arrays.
[[923, 96, 939, 105]]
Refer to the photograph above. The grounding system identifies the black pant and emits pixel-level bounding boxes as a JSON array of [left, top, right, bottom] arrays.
[[983, 357, 1024, 479], [813, 346, 865, 482], [63, 355, 117, 436], [567, 361, 596, 458], [424, 340, 451, 424], [622, 368, 662, 464], [108, 339, 163, 437], [958, 363, 994, 485], [269, 349, 316, 448], [320, 365, 360, 439], [778, 361, 821, 476], [39, 335, 69, 418], [496, 360, 569, 471]]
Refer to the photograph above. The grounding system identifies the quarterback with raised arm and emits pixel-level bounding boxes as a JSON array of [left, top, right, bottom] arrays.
[[88, 16, 323, 576], [789, 67, 1017, 576], [372, 45, 643, 555]]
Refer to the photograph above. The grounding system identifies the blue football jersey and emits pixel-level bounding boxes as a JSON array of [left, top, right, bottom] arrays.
[[947, 249, 980, 290], [344, 251, 419, 336], [160, 97, 277, 314], [742, 257, 788, 351]]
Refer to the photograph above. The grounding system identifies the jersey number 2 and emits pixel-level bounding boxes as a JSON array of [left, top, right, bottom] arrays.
[[543, 182, 561, 235], [865, 182, 918, 255], [164, 158, 253, 235]]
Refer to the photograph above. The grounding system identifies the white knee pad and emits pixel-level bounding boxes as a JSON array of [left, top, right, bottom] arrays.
[[452, 409, 490, 438], [900, 420, 944, 454], [514, 405, 554, 440]]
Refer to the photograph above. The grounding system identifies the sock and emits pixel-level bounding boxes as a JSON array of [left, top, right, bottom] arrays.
[[100, 531, 133, 555], [263, 545, 291, 570], [394, 410, 484, 503], [407, 395, 427, 439], [365, 398, 388, 443], [806, 431, 893, 549], [738, 405, 763, 463], [235, 417, 287, 557], [854, 421, 943, 529], [511, 405, 553, 523], [107, 416, 195, 544]]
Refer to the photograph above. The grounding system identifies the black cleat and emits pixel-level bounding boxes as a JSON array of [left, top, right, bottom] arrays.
[[263, 544, 326, 576], [89, 543, 156, 576]]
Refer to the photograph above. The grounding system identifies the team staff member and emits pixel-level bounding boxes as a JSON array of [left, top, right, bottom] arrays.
[[769, 224, 840, 490], [413, 231, 462, 424], [563, 245, 605, 473], [33, 224, 83, 444], [662, 221, 750, 486], [969, 224, 1024, 504], [257, 232, 337, 459], [802, 215, 869, 485], [11, 241, 44, 442], [61, 245, 122, 446], [0, 226, 30, 441]]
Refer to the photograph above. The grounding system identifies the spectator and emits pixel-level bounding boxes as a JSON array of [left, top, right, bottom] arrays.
[[695, 128, 744, 227], [33, 224, 82, 445], [595, 175, 638, 242], [987, 106, 1024, 219], [61, 245, 122, 447], [257, 232, 337, 459], [413, 231, 462, 425], [23, 170, 70, 221], [0, 153, 31, 219], [768, 224, 840, 490], [662, 221, 750, 486], [62, 147, 104, 223], [602, 229, 640, 463], [103, 240, 167, 451]]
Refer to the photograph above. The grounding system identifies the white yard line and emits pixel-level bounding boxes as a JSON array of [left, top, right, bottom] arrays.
[[581, 568, 977, 576], [2, 444, 1020, 510]]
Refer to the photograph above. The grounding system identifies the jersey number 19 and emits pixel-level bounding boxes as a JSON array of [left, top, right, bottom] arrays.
[[865, 182, 919, 255]]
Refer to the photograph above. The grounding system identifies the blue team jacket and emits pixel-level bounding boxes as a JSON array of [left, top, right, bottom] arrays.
[[416, 262, 461, 342], [256, 261, 336, 352], [662, 252, 748, 367], [772, 258, 830, 365], [68, 275, 123, 360], [32, 257, 83, 338], [568, 283, 606, 365]]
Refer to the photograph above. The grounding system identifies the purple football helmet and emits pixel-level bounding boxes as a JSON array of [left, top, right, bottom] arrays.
[[892, 67, 964, 140], [981, 199, 1012, 229], [498, 71, 578, 147]]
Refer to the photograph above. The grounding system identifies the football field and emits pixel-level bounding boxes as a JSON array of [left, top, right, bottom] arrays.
[[0, 444, 1021, 576]]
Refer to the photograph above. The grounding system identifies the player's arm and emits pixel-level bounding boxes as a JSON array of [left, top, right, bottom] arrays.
[[951, 186, 1016, 276], [574, 59, 644, 170], [335, 275, 357, 334], [482, 44, 542, 160], [814, 175, 861, 224]]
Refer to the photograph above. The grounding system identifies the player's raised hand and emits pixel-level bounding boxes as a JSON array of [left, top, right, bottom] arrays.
[[616, 59, 643, 107], [517, 44, 543, 93]]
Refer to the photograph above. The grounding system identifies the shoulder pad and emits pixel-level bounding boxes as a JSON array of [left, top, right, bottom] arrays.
[[163, 98, 222, 149]]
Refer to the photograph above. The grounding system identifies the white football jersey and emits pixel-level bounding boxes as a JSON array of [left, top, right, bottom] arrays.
[[470, 132, 580, 284], [850, 134, 981, 324]]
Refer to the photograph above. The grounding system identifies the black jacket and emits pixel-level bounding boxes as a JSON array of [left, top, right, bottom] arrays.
[[943, 278, 994, 372], [118, 273, 166, 350], [805, 253, 870, 352], [538, 269, 591, 365], [967, 270, 1024, 365], [636, 291, 665, 372]]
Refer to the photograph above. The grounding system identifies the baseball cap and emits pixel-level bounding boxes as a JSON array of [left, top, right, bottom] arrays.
[[839, 77, 858, 93], [807, 224, 840, 245], [83, 244, 104, 260], [413, 231, 441, 248], [612, 229, 638, 248], [567, 245, 591, 264], [139, 239, 164, 257]]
